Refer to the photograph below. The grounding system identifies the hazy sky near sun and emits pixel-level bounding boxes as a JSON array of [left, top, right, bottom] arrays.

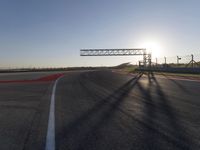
[[0, 0, 200, 68]]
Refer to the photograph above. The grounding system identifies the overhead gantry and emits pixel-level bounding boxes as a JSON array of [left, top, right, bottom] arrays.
[[80, 48, 151, 68]]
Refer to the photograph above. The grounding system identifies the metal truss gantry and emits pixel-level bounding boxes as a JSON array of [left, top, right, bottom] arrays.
[[80, 48, 151, 67], [80, 48, 146, 56]]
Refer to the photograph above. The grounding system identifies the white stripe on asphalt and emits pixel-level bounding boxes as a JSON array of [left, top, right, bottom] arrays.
[[45, 76, 62, 150]]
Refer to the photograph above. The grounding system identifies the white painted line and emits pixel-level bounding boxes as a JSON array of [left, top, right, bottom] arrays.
[[45, 76, 62, 150]]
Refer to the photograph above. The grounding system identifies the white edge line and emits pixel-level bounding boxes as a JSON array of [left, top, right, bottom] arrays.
[[45, 76, 63, 150]]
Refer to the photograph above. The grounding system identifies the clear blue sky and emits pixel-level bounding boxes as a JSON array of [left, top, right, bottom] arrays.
[[0, 0, 200, 68]]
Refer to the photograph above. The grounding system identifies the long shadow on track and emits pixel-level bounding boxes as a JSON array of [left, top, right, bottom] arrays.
[[161, 73, 191, 94], [135, 72, 196, 150], [56, 73, 143, 150], [57, 72, 198, 150]]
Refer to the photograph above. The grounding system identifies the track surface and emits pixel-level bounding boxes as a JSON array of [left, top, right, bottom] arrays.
[[0, 70, 200, 150]]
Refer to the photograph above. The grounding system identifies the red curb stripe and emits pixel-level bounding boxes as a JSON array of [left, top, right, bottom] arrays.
[[0, 73, 65, 83]]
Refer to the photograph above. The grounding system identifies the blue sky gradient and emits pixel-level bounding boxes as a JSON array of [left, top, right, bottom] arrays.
[[0, 0, 200, 68]]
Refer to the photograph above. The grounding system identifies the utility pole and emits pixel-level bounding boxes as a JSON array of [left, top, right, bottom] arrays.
[[191, 54, 194, 68], [156, 58, 158, 67], [164, 57, 166, 66], [186, 54, 198, 68], [177, 56, 181, 66]]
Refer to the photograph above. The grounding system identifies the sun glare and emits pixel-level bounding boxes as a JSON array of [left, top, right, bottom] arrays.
[[140, 40, 163, 58]]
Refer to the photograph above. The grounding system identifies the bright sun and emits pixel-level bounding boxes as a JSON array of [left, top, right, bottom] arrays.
[[141, 41, 163, 58]]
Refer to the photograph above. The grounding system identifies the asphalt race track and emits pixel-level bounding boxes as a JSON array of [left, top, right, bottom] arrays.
[[0, 70, 200, 150]]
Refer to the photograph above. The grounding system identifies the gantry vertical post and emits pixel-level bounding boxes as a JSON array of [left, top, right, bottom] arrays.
[[143, 49, 147, 68]]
